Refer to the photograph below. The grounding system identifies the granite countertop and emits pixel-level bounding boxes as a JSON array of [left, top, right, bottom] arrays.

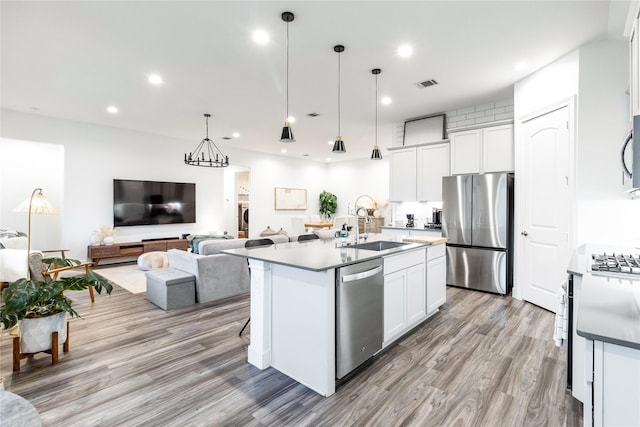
[[572, 244, 640, 349], [222, 233, 442, 272]]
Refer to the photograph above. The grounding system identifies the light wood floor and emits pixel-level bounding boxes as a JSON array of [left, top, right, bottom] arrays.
[[1, 282, 582, 426]]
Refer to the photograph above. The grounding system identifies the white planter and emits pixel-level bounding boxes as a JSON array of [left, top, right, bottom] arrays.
[[103, 236, 114, 245], [19, 311, 67, 354]]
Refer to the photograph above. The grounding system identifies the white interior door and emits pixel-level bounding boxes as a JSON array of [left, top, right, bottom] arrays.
[[519, 105, 572, 312]]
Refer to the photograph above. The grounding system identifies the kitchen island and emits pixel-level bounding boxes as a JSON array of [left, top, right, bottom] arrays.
[[223, 234, 446, 396]]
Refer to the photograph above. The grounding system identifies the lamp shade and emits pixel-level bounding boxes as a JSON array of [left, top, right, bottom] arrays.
[[332, 137, 346, 153], [280, 122, 295, 142], [13, 190, 58, 215], [13, 188, 58, 279], [371, 145, 383, 159]]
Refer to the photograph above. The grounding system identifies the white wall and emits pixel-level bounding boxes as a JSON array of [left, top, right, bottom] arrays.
[[575, 40, 640, 246], [514, 41, 638, 286], [0, 138, 64, 251], [228, 149, 329, 238], [0, 110, 336, 258], [514, 50, 580, 118], [326, 158, 390, 220]]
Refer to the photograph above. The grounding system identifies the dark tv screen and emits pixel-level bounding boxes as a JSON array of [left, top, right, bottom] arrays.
[[113, 179, 196, 226]]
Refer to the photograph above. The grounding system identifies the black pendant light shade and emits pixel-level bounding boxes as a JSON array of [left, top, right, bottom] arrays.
[[332, 45, 346, 153], [184, 114, 229, 167], [280, 12, 295, 143], [371, 68, 382, 160], [280, 121, 295, 142], [332, 137, 345, 153]]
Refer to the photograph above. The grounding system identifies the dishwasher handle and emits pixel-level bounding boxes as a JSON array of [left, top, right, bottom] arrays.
[[341, 266, 382, 283]]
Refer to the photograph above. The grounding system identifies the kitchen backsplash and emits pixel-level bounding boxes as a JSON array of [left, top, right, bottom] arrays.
[[390, 201, 443, 228]]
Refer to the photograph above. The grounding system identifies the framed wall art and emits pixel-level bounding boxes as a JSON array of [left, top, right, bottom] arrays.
[[274, 187, 307, 210]]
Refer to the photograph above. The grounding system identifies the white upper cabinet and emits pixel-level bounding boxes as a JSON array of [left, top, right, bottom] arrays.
[[630, 5, 640, 118], [449, 130, 481, 174], [450, 124, 514, 174], [417, 143, 450, 201], [390, 142, 449, 202], [482, 125, 514, 172], [389, 147, 417, 202]]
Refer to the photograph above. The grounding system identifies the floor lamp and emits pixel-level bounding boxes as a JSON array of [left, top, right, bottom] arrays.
[[12, 188, 58, 279]]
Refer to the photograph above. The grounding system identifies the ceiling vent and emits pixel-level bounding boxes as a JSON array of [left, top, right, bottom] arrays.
[[417, 79, 438, 88], [222, 136, 232, 140], [307, 113, 320, 117]]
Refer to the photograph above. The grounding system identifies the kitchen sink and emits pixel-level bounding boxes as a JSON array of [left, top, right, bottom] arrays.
[[349, 241, 410, 251]]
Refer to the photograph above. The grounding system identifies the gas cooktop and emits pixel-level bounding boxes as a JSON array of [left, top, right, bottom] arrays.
[[590, 252, 640, 278]]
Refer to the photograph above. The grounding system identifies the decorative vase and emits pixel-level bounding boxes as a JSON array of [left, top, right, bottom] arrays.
[[19, 311, 67, 353], [103, 236, 114, 245], [90, 231, 103, 246]]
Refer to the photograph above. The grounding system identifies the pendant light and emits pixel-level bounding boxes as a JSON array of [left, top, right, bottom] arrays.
[[332, 44, 346, 153], [280, 11, 295, 143], [371, 68, 383, 160], [184, 114, 229, 167]]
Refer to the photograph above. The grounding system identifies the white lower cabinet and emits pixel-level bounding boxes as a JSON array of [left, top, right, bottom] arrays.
[[406, 264, 426, 326], [586, 339, 640, 427], [383, 249, 426, 347], [426, 245, 446, 315], [383, 269, 407, 342]]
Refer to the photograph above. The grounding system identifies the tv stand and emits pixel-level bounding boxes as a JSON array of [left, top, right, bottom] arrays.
[[141, 237, 178, 242], [88, 238, 188, 265]]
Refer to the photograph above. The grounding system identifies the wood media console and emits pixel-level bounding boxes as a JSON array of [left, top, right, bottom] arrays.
[[88, 238, 188, 265]]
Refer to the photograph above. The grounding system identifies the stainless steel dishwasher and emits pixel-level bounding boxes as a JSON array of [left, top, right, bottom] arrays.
[[336, 257, 384, 379]]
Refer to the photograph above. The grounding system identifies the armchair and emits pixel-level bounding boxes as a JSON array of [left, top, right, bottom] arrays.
[[0, 235, 30, 285]]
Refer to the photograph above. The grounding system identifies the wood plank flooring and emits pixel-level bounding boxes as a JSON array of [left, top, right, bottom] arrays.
[[1, 281, 582, 426]]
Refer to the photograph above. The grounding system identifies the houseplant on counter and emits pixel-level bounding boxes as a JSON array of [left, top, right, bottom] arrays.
[[0, 256, 113, 354], [319, 190, 337, 220]]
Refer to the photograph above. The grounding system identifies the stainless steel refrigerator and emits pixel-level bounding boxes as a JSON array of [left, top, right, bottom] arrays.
[[442, 173, 514, 295]]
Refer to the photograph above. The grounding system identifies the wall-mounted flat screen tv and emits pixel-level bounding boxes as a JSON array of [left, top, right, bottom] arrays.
[[113, 179, 196, 226]]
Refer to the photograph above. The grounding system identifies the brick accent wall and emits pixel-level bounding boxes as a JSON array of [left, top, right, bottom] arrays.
[[392, 98, 514, 147]]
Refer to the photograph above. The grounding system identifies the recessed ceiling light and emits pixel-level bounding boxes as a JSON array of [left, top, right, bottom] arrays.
[[30, 107, 40, 111], [381, 97, 392, 105], [281, 149, 287, 153], [326, 157, 332, 162], [148, 74, 163, 85], [107, 105, 118, 114], [287, 115, 296, 123], [232, 132, 240, 138], [514, 61, 528, 71], [252, 30, 269, 45], [327, 140, 333, 145], [398, 44, 413, 58]]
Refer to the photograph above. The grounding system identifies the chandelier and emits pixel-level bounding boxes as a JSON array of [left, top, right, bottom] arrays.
[[184, 113, 229, 167]]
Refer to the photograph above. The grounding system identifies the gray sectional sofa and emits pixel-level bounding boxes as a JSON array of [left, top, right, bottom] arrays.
[[167, 232, 332, 304]]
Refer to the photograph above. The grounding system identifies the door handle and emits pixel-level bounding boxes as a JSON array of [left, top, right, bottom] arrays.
[[521, 231, 528, 237]]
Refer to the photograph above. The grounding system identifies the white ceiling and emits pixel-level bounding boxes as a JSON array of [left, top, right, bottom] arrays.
[[0, 1, 631, 162]]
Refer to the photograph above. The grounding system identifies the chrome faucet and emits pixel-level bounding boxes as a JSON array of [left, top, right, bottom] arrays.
[[355, 207, 370, 242]]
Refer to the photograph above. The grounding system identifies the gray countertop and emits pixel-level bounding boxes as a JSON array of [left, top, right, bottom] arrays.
[[571, 244, 640, 349], [380, 226, 442, 231], [222, 233, 437, 272]]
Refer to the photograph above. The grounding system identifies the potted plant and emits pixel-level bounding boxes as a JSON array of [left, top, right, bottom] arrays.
[[319, 190, 337, 219], [0, 257, 113, 353]]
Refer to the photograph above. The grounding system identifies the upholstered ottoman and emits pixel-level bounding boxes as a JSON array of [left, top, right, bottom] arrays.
[[145, 268, 196, 310], [137, 251, 169, 271]]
